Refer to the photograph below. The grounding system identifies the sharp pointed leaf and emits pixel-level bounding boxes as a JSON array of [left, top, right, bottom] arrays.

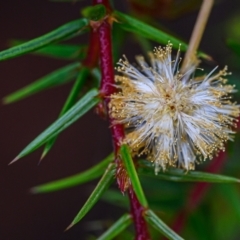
[[41, 67, 90, 158], [114, 11, 187, 50], [0, 18, 89, 61], [67, 163, 115, 229], [114, 11, 210, 59], [3, 62, 80, 104], [120, 144, 148, 207], [9, 40, 87, 60], [11, 88, 99, 162], [144, 209, 184, 240], [139, 160, 240, 183], [31, 153, 114, 193], [97, 213, 132, 240]]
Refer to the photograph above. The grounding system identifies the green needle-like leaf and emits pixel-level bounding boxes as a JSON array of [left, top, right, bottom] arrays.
[[139, 162, 240, 183], [120, 145, 148, 207], [10, 88, 99, 163], [114, 11, 188, 51], [66, 162, 115, 230], [9, 40, 86, 60], [97, 213, 132, 240], [114, 11, 209, 59], [31, 153, 114, 193], [82, 4, 106, 21], [41, 67, 90, 158], [144, 209, 184, 240], [3, 62, 80, 104], [0, 18, 89, 61]]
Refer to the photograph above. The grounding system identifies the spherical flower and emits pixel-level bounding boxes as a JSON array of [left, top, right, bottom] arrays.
[[109, 43, 240, 173]]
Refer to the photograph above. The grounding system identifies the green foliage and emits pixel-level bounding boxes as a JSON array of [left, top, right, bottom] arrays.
[[10, 89, 99, 162], [144, 209, 184, 240], [9, 40, 86, 60], [82, 4, 107, 21], [2, 1, 240, 240], [0, 19, 89, 61], [41, 67, 90, 157], [3, 62, 80, 104], [114, 11, 187, 51], [97, 213, 132, 240], [66, 163, 115, 229], [114, 11, 209, 59], [139, 160, 240, 183], [120, 145, 148, 207], [31, 153, 114, 193]]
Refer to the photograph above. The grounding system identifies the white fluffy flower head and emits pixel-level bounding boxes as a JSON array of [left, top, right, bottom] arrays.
[[109, 43, 239, 173]]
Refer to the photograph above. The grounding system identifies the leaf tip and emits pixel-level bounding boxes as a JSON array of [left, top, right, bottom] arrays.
[[2, 97, 9, 105], [64, 222, 74, 232], [29, 187, 39, 194], [8, 156, 19, 165], [40, 149, 48, 161], [37, 158, 44, 166]]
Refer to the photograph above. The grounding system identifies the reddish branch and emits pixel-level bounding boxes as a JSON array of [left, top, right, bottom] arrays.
[[129, 186, 151, 240], [92, 0, 150, 239], [95, 3, 125, 153]]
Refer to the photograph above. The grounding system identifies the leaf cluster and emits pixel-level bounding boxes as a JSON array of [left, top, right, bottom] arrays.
[[1, 1, 240, 240]]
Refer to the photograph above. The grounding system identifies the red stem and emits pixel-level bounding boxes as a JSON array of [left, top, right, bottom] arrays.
[[98, 21, 115, 99], [93, 1, 150, 239], [129, 186, 151, 240], [97, 12, 125, 152]]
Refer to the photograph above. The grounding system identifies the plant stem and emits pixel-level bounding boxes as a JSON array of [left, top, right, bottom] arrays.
[[181, 0, 214, 73], [93, 0, 151, 238], [129, 186, 151, 240], [97, 10, 125, 152]]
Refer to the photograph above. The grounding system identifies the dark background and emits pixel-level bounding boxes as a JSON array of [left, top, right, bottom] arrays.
[[0, 0, 240, 239]]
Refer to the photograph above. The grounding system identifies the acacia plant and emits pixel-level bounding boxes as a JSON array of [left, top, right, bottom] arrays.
[[2, 0, 240, 239]]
